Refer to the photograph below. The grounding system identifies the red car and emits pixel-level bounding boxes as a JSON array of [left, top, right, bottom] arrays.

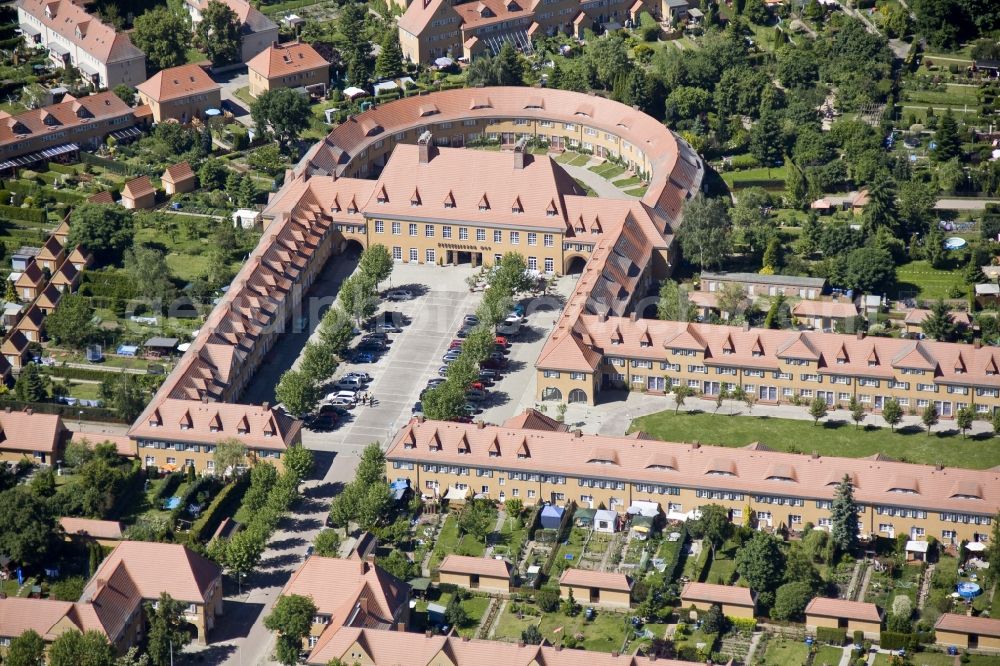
[[495, 335, 509, 347]]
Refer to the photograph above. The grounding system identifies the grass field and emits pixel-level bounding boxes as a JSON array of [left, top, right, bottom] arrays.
[[630, 410, 1000, 469], [813, 645, 846, 666], [625, 186, 648, 197], [721, 165, 789, 185], [492, 605, 629, 652], [758, 638, 810, 666], [903, 84, 980, 108], [896, 259, 967, 300]]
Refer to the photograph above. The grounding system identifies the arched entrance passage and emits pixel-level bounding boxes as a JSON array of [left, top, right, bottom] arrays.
[[565, 255, 588, 274], [568, 388, 588, 404], [542, 387, 562, 401], [342, 239, 365, 258]]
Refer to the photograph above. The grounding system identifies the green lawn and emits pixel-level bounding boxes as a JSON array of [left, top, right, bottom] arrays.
[[630, 410, 1000, 469], [551, 528, 588, 574], [813, 645, 846, 666], [721, 165, 789, 186], [568, 153, 592, 167], [625, 186, 648, 197], [429, 514, 487, 571], [453, 595, 490, 638], [903, 84, 980, 107], [897, 259, 968, 300], [758, 637, 810, 666], [492, 605, 629, 652], [614, 176, 642, 188]]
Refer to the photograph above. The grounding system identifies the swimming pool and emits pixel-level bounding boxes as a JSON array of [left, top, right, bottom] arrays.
[[944, 237, 967, 250]]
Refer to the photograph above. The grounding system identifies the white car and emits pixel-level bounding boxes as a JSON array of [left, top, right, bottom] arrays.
[[335, 376, 365, 390], [326, 389, 358, 403], [387, 290, 413, 301], [327, 396, 354, 408]]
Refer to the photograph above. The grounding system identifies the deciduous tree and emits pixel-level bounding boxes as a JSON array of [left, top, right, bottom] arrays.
[[274, 368, 320, 416], [657, 280, 697, 321], [250, 88, 311, 144], [196, 0, 241, 66], [69, 203, 135, 266], [146, 593, 192, 666], [882, 397, 903, 431], [677, 195, 732, 270], [921, 403, 939, 435], [265, 594, 318, 666], [48, 629, 115, 666], [132, 7, 188, 71], [5, 630, 45, 666]]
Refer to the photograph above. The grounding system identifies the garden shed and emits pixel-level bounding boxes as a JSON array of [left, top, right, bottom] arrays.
[[593, 509, 618, 533], [573, 507, 596, 528]]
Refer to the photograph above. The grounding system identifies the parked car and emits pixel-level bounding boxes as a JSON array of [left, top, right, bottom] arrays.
[[463, 314, 479, 326], [335, 376, 365, 391], [327, 389, 358, 402], [358, 339, 385, 351], [478, 369, 498, 383], [327, 396, 355, 408], [466, 388, 486, 402], [456, 325, 474, 338], [387, 289, 413, 301], [438, 366, 450, 377], [442, 350, 462, 362], [369, 321, 402, 333], [495, 335, 509, 347], [364, 332, 388, 342], [353, 350, 376, 363], [496, 317, 521, 335], [412, 401, 424, 417], [427, 377, 447, 388], [448, 340, 464, 350], [344, 371, 372, 383]]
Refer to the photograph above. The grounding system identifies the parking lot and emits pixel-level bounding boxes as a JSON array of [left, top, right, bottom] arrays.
[[295, 262, 575, 456]]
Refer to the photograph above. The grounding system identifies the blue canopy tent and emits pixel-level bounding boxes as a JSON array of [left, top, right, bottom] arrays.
[[540, 505, 564, 530]]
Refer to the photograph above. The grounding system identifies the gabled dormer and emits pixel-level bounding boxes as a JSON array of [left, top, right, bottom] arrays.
[[478, 194, 490, 211], [148, 408, 163, 428], [476, 2, 493, 17], [511, 196, 523, 214], [209, 412, 223, 433], [179, 410, 193, 430], [590, 215, 602, 234], [639, 328, 652, 348], [45, 1, 59, 19], [836, 343, 849, 365], [546, 199, 558, 217], [237, 415, 250, 435], [331, 194, 341, 213], [73, 101, 92, 119], [751, 336, 764, 357], [410, 188, 421, 207], [347, 196, 358, 214], [404, 429, 417, 449], [429, 429, 442, 451], [457, 433, 471, 455], [505, 0, 520, 9], [488, 436, 501, 457], [443, 191, 456, 208], [8, 118, 30, 136], [263, 416, 277, 437], [867, 346, 880, 367], [40, 111, 60, 127], [721, 334, 735, 355], [953, 352, 966, 374], [516, 437, 530, 459], [610, 323, 623, 345], [75, 20, 89, 39], [985, 356, 998, 376], [376, 185, 388, 204]]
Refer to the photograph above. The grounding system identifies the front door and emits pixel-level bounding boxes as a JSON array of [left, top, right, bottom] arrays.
[[759, 386, 777, 401], [647, 376, 666, 392], [934, 400, 952, 417]]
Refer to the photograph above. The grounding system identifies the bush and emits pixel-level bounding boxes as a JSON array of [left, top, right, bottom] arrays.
[[536, 587, 560, 612], [728, 154, 761, 170], [729, 616, 757, 632], [772, 581, 813, 620], [853, 630, 864, 645], [816, 626, 847, 645]]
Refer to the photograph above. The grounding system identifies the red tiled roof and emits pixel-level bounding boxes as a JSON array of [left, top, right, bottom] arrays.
[[935, 613, 1000, 638], [82, 541, 221, 606], [247, 41, 328, 79], [59, 517, 124, 540], [136, 64, 219, 103], [681, 582, 755, 607], [87, 190, 115, 204], [130, 398, 300, 450], [386, 418, 1000, 518], [791, 300, 859, 319], [0, 91, 133, 148], [14, 0, 143, 63], [162, 161, 195, 184], [904, 308, 972, 327], [0, 409, 65, 453], [439, 555, 512, 579], [501, 408, 568, 432], [121, 175, 154, 199], [805, 597, 880, 623], [560, 568, 632, 592]]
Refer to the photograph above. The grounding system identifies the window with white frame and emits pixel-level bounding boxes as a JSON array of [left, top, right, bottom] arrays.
[[374, 220, 384, 233], [426, 249, 436, 263], [392, 221, 400, 235]]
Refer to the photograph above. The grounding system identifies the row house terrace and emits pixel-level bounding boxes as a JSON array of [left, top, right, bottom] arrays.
[[535, 316, 1000, 416], [385, 418, 1000, 545], [129, 398, 301, 474], [130, 177, 373, 469]]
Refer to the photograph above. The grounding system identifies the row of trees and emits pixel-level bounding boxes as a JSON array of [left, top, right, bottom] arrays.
[[208, 446, 314, 591], [274, 245, 393, 416], [132, 0, 241, 70], [422, 253, 533, 421]]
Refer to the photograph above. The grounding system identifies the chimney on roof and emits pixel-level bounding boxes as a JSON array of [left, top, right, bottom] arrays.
[[462, 636, 470, 642], [629, 313, 637, 322], [612, 652, 619, 658], [417, 415, 425, 423], [692, 442, 700, 449], [513, 137, 528, 169], [202, 395, 209, 404], [812, 451, 819, 459], [262, 402, 270, 410], [517, 641, 525, 648], [974, 338, 982, 349], [397, 622, 406, 631], [936, 464, 944, 471], [857, 330, 865, 340], [25, 408, 32, 416], [477, 420, 485, 429], [743, 321, 750, 332], [426, 630, 433, 638], [598, 312, 608, 323], [574, 429, 582, 437], [649, 655, 656, 662], [555, 645, 562, 651], [4, 407, 9, 413], [417, 130, 434, 164]]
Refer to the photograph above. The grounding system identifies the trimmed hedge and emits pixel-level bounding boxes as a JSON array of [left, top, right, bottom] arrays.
[[879, 631, 918, 651], [816, 626, 847, 645], [169, 476, 219, 525], [192, 478, 249, 543], [81, 270, 138, 299], [47, 164, 78, 175], [728, 179, 786, 190], [664, 522, 689, 583], [42, 365, 129, 382], [0, 397, 125, 422], [49, 189, 85, 204], [152, 472, 184, 502], [0, 204, 46, 224]]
